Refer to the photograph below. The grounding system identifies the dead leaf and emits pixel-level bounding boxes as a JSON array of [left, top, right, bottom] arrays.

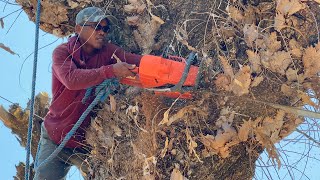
[[247, 50, 261, 73], [286, 68, 304, 82], [174, 29, 197, 51], [0, 18, 4, 28], [170, 165, 188, 180], [158, 97, 179, 126], [137, 4, 147, 14], [218, 55, 234, 78], [228, 6, 244, 22], [124, 4, 137, 13], [243, 24, 259, 47], [214, 74, 231, 91], [266, 32, 281, 53], [0, 43, 17, 55], [281, 84, 295, 96], [302, 46, 320, 78], [151, 14, 164, 25], [238, 120, 253, 141], [274, 13, 286, 32], [109, 95, 116, 112], [110, 124, 122, 137], [230, 66, 251, 96], [251, 76, 264, 87], [166, 106, 206, 126], [256, 127, 281, 169], [276, 0, 306, 16], [186, 129, 202, 162], [298, 90, 317, 107], [262, 51, 292, 75], [289, 39, 302, 58], [127, 16, 140, 26], [160, 137, 169, 158]]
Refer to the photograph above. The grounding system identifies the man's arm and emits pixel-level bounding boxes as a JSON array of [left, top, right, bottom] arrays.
[[52, 45, 115, 90]]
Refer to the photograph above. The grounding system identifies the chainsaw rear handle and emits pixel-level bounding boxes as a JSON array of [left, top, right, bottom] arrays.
[[170, 52, 197, 92]]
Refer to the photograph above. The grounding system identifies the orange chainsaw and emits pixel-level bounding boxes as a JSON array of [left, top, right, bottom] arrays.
[[120, 52, 199, 99]]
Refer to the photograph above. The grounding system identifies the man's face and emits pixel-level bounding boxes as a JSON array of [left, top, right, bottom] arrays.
[[76, 19, 110, 50]]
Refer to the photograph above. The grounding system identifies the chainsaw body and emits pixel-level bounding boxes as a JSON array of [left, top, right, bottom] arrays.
[[120, 54, 198, 99]]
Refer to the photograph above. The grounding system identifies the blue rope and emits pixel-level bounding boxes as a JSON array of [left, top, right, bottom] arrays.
[[25, 0, 41, 179], [34, 79, 119, 170]]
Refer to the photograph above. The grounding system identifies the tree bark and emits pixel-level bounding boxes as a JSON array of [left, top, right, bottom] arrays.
[[5, 0, 320, 179]]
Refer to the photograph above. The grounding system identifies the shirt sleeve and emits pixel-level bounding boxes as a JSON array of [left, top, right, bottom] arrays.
[[52, 44, 116, 90], [107, 43, 142, 66]]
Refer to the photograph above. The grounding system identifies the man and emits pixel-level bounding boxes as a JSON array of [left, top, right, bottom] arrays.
[[34, 6, 142, 180]]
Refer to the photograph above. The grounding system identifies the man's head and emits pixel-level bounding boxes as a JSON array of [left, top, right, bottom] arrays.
[[75, 7, 111, 52]]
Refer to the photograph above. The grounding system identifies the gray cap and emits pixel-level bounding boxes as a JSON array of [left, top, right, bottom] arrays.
[[75, 7, 110, 25]]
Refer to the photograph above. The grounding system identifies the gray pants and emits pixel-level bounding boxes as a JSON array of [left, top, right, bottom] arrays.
[[33, 124, 90, 180]]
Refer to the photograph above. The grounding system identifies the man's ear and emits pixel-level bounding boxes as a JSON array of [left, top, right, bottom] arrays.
[[75, 24, 81, 34]]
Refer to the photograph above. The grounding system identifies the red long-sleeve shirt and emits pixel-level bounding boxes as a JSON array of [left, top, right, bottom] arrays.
[[44, 36, 142, 148]]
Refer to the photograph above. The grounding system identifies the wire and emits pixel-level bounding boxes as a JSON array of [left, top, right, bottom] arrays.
[[0, 95, 16, 105]]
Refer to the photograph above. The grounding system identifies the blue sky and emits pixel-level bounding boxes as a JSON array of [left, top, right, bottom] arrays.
[[0, 1, 319, 180]]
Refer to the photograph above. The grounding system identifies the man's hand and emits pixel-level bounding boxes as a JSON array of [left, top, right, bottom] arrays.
[[112, 62, 136, 78]]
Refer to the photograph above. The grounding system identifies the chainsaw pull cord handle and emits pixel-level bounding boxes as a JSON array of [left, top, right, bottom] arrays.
[[170, 52, 197, 92]]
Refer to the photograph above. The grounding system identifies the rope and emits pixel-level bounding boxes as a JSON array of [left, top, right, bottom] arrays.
[[34, 79, 119, 170], [25, 0, 41, 179]]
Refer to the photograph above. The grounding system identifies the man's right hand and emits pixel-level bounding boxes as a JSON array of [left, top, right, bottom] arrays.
[[112, 62, 136, 79]]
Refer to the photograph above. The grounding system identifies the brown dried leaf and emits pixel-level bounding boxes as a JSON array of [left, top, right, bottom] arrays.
[[228, 6, 244, 22], [289, 39, 302, 58], [160, 137, 169, 158], [186, 129, 202, 162], [276, 0, 306, 16], [219, 146, 230, 158], [137, 4, 147, 14], [266, 32, 281, 53], [274, 13, 286, 32], [109, 95, 116, 112], [271, 111, 285, 142], [0, 43, 17, 55], [286, 68, 304, 82], [151, 14, 165, 25], [127, 16, 140, 26], [298, 90, 317, 107], [214, 74, 231, 91], [200, 134, 216, 148], [0, 18, 4, 28], [263, 51, 292, 75], [256, 128, 282, 169], [230, 66, 251, 96], [218, 55, 234, 78], [110, 124, 122, 137], [166, 106, 206, 126], [170, 166, 188, 180], [175, 29, 196, 51], [243, 24, 259, 47], [302, 46, 320, 78], [159, 98, 178, 126], [251, 76, 264, 87], [238, 120, 253, 141], [124, 4, 137, 13], [281, 84, 295, 96], [246, 50, 261, 73]]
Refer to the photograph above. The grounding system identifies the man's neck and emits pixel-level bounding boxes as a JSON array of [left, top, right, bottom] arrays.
[[79, 39, 98, 56]]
